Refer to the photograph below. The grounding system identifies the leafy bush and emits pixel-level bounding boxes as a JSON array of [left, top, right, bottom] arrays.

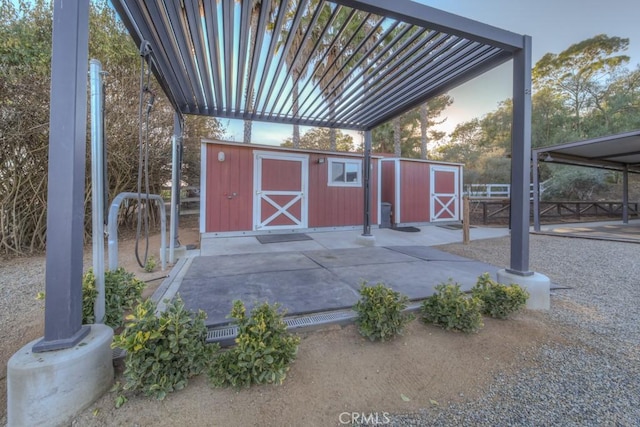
[[353, 282, 414, 341], [420, 282, 483, 333], [471, 273, 529, 319], [111, 296, 216, 403], [144, 255, 157, 273], [82, 267, 146, 328], [208, 301, 300, 388]]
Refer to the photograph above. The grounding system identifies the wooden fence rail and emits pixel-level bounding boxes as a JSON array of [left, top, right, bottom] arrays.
[[469, 199, 639, 225]]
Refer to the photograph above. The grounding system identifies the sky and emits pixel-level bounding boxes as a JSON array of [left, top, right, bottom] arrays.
[[223, 0, 640, 145]]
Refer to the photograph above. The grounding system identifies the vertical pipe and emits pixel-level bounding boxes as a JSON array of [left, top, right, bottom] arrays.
[[508, 35, 532, 275], [169, 133, 178, 264], [90, 59, 106, 323], [532, 150, 540, 232], [362, 130, 372, 236], [622, 165, 629, 224], [170, 112, 183, 263], [33, 0, 91, 352]]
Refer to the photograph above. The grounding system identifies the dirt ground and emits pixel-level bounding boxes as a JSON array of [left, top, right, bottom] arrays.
[[1, 219, 562, 426]]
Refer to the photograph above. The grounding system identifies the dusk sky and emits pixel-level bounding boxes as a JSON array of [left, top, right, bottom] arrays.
[[223, 0, 640, 145]]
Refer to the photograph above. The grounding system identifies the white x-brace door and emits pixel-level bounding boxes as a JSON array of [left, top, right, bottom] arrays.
[[430, 165, 460, 222], [253, 151, 308, 231]]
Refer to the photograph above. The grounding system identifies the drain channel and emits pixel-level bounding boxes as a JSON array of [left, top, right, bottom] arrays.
[[206, 309, 357, 345]]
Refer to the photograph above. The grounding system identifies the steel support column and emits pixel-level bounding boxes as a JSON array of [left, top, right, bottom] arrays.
[[622, 165, 629, 224], [33, 0, 90, 352], [362, 130, 372, 236], [508, 35, 532, 276]]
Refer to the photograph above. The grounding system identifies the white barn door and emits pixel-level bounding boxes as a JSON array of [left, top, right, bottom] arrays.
[[430, 166, 460, 222]]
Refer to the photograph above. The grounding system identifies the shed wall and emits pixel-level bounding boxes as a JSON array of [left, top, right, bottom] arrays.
[[399, 161, 431, 223], [203, 142, 378, 233], [204, 144, 253, 232]]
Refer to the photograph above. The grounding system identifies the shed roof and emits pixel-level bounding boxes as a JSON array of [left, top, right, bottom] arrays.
[[111, 0, 526, 130], [533, 130, 640, 174]]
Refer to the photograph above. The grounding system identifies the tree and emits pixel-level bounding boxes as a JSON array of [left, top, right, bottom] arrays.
[[281, 127, 353, 151], [244, 0, 279, 145], [533, 34, 630, 138], [0, 0, 225, 254], [313, 6, 379, 150], [371, 95, 452, 158]]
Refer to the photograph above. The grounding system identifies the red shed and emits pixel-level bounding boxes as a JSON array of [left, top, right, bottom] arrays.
[[200, 140, 381, 235], [380, 158, 463, 226]]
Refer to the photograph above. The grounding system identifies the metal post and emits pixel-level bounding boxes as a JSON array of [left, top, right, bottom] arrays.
[[532, 150, 541, 232], [362, 130, 372, 236], [622, 165, 629, 224], [33, 0, 90, 352], [508, 35, 533, 276], [169, 112, 182, 263], [90, 59, 106, 323]]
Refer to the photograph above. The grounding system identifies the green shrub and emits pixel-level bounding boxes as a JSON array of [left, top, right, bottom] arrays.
[[471, 273, 529, 319], [420, 282, 483, 333], [111, 296, 217, 402], [144, 255, 157, 273], [353, 282, 415, 341], [82, 267, 146, 328], [208, 301, 300, 388]]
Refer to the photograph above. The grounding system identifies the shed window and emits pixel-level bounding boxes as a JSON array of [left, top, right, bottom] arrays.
[[328, 158, 361, 187]]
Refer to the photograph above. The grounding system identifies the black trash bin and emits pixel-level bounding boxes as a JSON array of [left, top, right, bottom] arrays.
[[380, 202, 392, 228]]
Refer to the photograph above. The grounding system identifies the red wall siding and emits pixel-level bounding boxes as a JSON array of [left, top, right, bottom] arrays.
[[205, 142, 378, 231], [307, 153, 378, 227], [399, 161, 430, 223], [205, 144, 253, 232]]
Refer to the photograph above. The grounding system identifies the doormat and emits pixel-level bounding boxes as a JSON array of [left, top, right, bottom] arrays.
[[256, 233, 313, 244], [437, 224, 474, 230], [391, 226, 421, 232]]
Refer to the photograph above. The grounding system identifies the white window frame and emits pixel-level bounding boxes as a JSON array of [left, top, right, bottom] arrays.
[[327, 158, 362, 187]]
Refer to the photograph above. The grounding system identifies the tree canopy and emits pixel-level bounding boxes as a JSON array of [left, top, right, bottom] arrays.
[[433, 33, 640, 194], [281, 127, 354, 152]]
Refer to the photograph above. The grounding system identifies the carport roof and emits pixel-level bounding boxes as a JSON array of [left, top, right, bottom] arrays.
[[111, 0, 527, 130], [533, 130, 640, 174]]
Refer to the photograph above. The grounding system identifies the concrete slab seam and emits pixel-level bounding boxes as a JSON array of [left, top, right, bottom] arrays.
[[155, 257, 193, 314]]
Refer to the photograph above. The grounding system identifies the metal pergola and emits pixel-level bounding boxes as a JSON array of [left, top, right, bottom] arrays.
[[37, 0, 534, 351], [532, 129, 640, 230]]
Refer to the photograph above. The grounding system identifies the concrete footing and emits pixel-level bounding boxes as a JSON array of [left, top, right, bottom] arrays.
[[165, 244, 187, 262], [497, 269, 550, 310], [7, 324, 114, 427], [355, 234, 376, 247]]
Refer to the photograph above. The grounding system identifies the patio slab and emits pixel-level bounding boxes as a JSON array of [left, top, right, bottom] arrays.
[[176, 245, 504, 326]]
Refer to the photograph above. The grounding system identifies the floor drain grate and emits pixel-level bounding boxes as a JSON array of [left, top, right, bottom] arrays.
[[206, 309, 356, 345]]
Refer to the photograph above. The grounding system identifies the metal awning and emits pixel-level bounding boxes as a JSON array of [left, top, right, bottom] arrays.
[[111, 0, 524, 130], [34, 0, 538, 353], [533, 130, 640, 173], [532, 130, 640, 231]]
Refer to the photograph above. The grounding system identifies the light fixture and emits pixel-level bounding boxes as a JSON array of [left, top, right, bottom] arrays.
[[317, 158, 325, 164], [218, 151, 225, 162]]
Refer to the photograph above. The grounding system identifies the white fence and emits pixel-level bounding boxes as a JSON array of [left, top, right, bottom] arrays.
[[465, 182, 547, 199]]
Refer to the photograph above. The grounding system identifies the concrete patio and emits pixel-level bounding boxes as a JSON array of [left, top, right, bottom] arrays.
[[153, 225, 512, 327]]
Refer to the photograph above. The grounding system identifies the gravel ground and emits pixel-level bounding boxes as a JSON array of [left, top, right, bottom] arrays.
[[2, 234, 640, 426], [389, 234, 640, 426]]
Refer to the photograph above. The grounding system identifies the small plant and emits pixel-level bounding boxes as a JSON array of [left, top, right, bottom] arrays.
[[82, 267, 146, 328], [144, 255, 157, 273], [208, 301, 300, 388], [421, 282, 483, 333], [111, 296, 217, 402], [353, 282, 414, 341], [471, 273, 529, 319]]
